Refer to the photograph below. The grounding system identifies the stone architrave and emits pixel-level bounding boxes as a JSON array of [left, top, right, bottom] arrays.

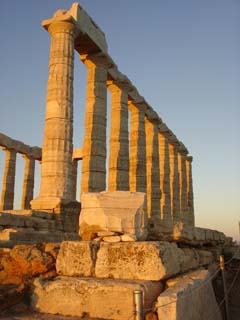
[[178, 151, 188, 224], [129, 103, 147, 193], [145, 119, 161, 218], [81, 58, 107, 193], [186, 156, 195, 226], [0, 148, 17, 210], [31, 13, 78, 210], [158, 132, 171, 223], [169, 144, 180, 222], [108, 83, 129, 191], [21, 155, 35, 209]]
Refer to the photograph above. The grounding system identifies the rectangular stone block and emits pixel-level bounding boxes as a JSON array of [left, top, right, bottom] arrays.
[[197, 249, 213, 266], [194, 227, 206, 241], [156, 269, 222, 320], [180, 248, 199, 272], [205, 229, 214, 241], [79, 191, 148, 241], [32, 276, 163, 320], [95, 241, 182, 280], [56, 241, 98, 277]]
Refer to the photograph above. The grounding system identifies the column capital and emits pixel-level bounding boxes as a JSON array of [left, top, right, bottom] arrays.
[[107, 78, 133, 93], [1, 146, 16, 154], [42, 11, 79, 37], [128, 101, 147, 113], [80, 52, 114, 69], [107, 81, 121, 92], [145, 107, 161, 125], [21, 153, 32, 160], [186, 156, 193, 162], [178, 142, 189, 155]]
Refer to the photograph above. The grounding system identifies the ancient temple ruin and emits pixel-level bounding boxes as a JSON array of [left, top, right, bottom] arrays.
[[0, 3, 237, 320], [0, 3, 194, 227]]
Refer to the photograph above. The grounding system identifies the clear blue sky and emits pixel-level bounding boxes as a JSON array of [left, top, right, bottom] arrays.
[[0, 0, 239, 240]]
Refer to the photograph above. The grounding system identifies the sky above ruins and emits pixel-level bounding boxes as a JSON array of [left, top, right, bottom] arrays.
[[0, 0, 239, 240]]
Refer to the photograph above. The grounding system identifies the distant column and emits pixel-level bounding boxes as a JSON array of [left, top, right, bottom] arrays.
[[178, 150, 188, 224], [145, 119, 161, 218], [81, 58, 107, 193], [158, 132, 171, 223], [186, 156, 195, 226], [129, 103, 147, 193], [108, 83, 129, 191], [71, 159, 78, 201], [169, 143, 180, 222], [31, 17, 78, 210], [21, 156, 35, 209], [0, 148, 16, 210]]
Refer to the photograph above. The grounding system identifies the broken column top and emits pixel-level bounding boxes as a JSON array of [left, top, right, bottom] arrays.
[[79, 191, 148, 241]]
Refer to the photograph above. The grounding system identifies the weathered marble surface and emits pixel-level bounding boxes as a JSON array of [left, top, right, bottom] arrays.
[[32, 276, 163, 320], [79, 191, 148, 240], [156, 269, 222, 320]]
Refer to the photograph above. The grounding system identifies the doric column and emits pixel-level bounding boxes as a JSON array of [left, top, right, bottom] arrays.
[[21, 156, 35, 209], [72, 148, 82, 200], [0, 148, 16, 210], [71, 159, 78, 201], [145, 119, 161, 218], [186, 156, 195, 226], [81, 58, 107, 193], [31, 15, 78, 210], [169, 143, 180, 222], [129, 103, 147, 193], [178, 150, 188, 224], [158, 132, 171, 223], [108, 83, 129, 191]]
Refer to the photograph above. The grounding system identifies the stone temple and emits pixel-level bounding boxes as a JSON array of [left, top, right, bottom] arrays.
[[0, 3, 238, 320]]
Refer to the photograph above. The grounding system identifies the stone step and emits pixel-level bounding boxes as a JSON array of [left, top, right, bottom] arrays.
[[56, 241, 214, 281], [148, 220, 229, 246], [0, 229, 80, 248], [2, 210, 56, 219], [0, 212, 63, 231], [32, 276, 163, 320]]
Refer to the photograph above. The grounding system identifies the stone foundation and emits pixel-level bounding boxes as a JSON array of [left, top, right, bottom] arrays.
[[30, 239, 226, 319], [0, 210, 80, 248], [33, 277, 163, 320]]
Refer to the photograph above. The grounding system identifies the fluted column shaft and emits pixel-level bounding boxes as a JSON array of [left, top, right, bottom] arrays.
[[186, 156, 195, 226], [178, 152, 188, 223], [71, 159, 78, 201], [21, 156, 35, 209], [81, 60, 107, 192], [108, 83, 129, 191], [129, 104, 147, 193], [145, 120, 161, 218], [0, 148, 16, 210], [169, 144, 180, 222], [158, 133, 171, 222], [31, 19, 77, 210]]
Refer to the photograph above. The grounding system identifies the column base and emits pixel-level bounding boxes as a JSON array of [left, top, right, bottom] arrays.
[[30, 197, 80, 214]]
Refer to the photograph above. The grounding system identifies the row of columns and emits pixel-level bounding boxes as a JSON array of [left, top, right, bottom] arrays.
[[30, 16, 194, 225], [0, 148, 36, 211]]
